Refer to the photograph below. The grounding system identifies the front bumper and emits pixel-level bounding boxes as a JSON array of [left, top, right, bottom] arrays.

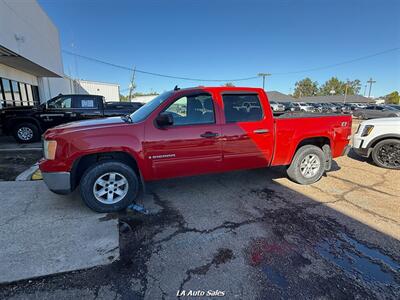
[[353, 147, 370, 157], [42, 171, 72, 195]]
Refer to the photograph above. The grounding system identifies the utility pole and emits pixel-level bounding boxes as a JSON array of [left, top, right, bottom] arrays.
[[367, 78, 376, 98], [128, 66, 136, 102], [343, 80, 350, 104], [363, 84, 367, 96], [257, 73, 271, 90]]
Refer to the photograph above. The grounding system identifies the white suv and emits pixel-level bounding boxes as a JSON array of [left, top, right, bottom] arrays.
[[352, 117, 400, 169]]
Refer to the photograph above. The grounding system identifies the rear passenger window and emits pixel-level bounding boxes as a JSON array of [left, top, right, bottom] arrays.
[[222, 94, 263, 123], [75, 97, 99, 109]]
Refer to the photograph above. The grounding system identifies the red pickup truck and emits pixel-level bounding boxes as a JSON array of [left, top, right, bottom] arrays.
[[39, 87, 352, 212]]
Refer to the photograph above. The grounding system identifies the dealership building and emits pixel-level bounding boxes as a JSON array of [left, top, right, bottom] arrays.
[[0, 0, 119, 109]]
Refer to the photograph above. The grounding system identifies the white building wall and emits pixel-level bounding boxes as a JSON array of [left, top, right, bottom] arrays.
[[75, 80, 120, 101], [0, 63, 38, 86], [132, 95, 158, 103], [38, 77, 74, 101], [0, 0, 64, 76]]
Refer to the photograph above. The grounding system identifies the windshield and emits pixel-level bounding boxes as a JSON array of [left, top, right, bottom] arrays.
[[130, 91, 173, 123]]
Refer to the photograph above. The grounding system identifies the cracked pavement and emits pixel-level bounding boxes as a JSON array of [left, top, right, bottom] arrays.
[[1, 120, 399, 299]]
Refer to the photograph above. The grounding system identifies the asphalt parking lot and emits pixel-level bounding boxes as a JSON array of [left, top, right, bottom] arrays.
[[0, 119, 399, 299]]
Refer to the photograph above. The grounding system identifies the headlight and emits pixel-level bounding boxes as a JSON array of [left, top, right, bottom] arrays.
[[43, 140, 57, 160], [361, 125, 374, 137]]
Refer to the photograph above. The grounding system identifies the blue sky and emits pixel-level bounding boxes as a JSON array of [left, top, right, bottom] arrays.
[[38, 0, 399, 97]]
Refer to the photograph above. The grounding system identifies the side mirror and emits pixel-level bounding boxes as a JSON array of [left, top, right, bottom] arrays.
[[156, 112, 173, 127]]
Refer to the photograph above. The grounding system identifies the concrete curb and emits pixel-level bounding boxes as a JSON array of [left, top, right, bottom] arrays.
[[15, 163, 39, 181]]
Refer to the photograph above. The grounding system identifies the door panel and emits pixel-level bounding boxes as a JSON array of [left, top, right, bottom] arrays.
[[73, 96, 103, 120], [220, 93, 274, 171], [40, 96, 75, 129], [143, 93, 222, 180]]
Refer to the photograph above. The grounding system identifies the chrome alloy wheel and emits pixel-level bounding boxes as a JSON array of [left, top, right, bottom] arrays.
[[17, 127, 33, 141], [300, 154, 321, 178], [93, 172, 129, 204]]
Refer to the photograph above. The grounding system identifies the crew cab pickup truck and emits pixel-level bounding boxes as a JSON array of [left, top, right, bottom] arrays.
[[353, 117, 400, 169], [0, 94, 142, 143], [39, 87, 352, 212]]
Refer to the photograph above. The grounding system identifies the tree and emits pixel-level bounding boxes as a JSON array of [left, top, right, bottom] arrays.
[[319, 77, 361, 96], [293, 78, 318, 98], [385, 91, 400, 104], [347, 79, 361, 95], [319, 77, 345, 95], [223, 82, 235, 87]]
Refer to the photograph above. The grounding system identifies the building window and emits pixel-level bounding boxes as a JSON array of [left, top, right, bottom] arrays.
[[31, 85, 40, 105], [20, 83, 29, 106], [26, 84, 34, 105], [11, 81, 21, 105], [0, 77, 40, 108]]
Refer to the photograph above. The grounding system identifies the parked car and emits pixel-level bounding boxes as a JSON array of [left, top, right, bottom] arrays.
[[334, 103, 352, 114], [351, 103, 368, 109], [386, 104, 400, 111], [279, 101, 300, 112], [0, 94, 142, 143], [308, 103, 323, 113], [269, 101, 285, 113], [39, 86, 352, 212], [353, 117, 400, 169], [292, 102, 314, 112], [352, 105, 400, 120], [344, 103, 357, 111]]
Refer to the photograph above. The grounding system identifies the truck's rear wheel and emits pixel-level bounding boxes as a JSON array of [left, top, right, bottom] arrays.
[[13, 122, 40, 143], [287, 145, 326, 185], [80, 161, 139, 212]]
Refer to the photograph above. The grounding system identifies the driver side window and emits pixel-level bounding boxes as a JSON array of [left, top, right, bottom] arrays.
[[47, 96, 72, 109], [164, 94, 215, 126]]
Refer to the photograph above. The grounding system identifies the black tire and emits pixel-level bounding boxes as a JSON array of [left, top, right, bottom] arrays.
[[80, 161, 139, 213], [287, 145, 326, 185], [13, 122, 40, 143], [371, 139, 400, 170]]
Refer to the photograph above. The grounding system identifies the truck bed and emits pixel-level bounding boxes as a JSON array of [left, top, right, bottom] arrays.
[[271, 114, 352, 166]]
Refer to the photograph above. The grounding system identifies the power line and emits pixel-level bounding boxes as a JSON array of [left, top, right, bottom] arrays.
[[271, 47, 400, 75], [62, 46, 400, 81], [62, 50, 258, 82]]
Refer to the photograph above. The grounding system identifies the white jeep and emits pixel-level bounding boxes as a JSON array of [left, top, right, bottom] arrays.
[[352, 117, 400, 169]]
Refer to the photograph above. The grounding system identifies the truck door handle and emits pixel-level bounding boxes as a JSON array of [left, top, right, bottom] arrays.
[[253, 129, 270, 134], [200, 131, 219, 138]]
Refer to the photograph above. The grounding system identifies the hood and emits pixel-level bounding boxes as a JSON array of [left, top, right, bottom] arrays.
[[45, 117, 127, 138], [54, 116, 125, 129], [361, 117, 400, 126]]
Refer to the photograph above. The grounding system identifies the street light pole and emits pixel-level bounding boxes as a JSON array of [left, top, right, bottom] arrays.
[[367, 78, 376, 98], [257, 73, 271, 90], [344, 80, 350, 104]]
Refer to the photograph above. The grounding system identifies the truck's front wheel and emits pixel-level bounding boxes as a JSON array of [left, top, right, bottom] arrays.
[[287, 145, 326, 185], [80, 161, 139, 212], [13, 122, 40, 143]]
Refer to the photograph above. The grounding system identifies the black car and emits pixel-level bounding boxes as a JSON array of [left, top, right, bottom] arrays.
[[0, 94, 143, 143], [278, 102, 300, 112], [387, 104, 400, 110]]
